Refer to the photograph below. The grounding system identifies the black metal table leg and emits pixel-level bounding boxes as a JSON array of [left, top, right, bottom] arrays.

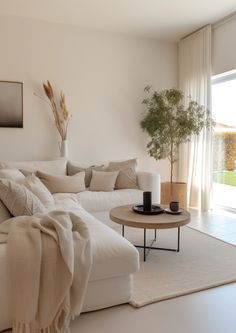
[[177, 227, 180, 252], [154, 229, 157, 241], [122, 225, 124, 237], [144, 228, 146, 261], [134, 226, 181, 261]]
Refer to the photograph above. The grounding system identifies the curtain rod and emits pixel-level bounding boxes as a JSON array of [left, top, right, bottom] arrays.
[[181, 11, 236, 40]]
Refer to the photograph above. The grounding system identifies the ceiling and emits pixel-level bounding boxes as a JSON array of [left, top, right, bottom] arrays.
[[1, 0, 236, 41]]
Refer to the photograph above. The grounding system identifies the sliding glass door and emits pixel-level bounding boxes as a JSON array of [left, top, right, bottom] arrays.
[[212, 71, 236, 210]]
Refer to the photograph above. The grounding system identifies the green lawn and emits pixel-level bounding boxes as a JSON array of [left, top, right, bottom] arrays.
[[213, 171, 236, 186]]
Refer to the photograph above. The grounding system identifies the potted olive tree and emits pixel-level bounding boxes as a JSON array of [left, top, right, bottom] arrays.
[[140, 86, 213, 207]]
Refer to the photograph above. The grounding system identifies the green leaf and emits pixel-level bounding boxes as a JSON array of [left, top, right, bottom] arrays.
[[140, 87, 214, 181]]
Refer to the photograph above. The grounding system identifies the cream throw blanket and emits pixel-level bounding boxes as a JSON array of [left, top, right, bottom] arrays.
[[0, 210, 92, 333]]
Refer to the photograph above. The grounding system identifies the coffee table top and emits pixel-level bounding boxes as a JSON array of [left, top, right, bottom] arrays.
[[110, 204, 190, 229]]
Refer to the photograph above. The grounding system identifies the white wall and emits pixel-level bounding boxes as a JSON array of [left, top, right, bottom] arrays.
[[0, 15, 177, 180], [212, 16, 236, 75]]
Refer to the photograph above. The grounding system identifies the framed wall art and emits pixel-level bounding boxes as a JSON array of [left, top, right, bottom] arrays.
[[0, 81, 23, 128]]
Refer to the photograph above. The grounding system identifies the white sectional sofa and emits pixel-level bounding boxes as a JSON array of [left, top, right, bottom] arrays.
[[0, 159, 160, 331]]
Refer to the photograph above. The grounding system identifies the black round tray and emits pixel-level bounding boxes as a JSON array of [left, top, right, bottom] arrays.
[[132, 204, 164, 215]]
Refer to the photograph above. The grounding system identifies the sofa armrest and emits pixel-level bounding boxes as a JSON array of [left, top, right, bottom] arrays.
[[137, 171, 161, 204]]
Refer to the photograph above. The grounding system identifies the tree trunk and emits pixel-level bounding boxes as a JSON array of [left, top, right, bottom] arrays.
[[170, 140, 173, 184], [170, 140, 174, 196]]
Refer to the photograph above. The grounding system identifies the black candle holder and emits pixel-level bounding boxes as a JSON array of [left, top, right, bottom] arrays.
[[143, 191, 152, 211]]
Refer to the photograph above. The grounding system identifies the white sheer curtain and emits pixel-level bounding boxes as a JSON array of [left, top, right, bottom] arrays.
[[178, 25, 212, 211]]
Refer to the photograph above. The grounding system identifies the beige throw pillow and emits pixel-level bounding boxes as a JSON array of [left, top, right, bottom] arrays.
[[0, 200, 12, 223], [22, 174, 55, 210], [107, 159, 138, 189], [36, 171, 86, 194], [0, 169, 25, 182], [67, 162, 104, 188], [0, 179, 46, 217], [19, 169, 33, 177], [90, 170, 119, 192]]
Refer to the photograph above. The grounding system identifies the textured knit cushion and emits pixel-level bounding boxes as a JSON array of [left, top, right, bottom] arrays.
[[90, 170, 119, 192], [36, 171, 86, 194], [0, 200, 12, 223], [67, 162, 104, 188], [106, 159, 138, 189], [22, 174, 55, 210], [0, 179, 46, 216], [0, 169, 25, 182]]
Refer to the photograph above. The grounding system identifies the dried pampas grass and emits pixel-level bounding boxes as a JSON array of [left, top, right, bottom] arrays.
[[35, 80, 71, 140]]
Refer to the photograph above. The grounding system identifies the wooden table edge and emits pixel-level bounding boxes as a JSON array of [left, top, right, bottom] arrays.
[[109, 204, 191, 229]]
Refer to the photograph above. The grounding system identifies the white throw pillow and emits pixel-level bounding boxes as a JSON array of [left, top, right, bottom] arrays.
[[90, 170, 119, 192], [36, 171, 86, 194], [22, 174, 55, 210], [0, 179, 46, 217], [0, 169, 25, 182]]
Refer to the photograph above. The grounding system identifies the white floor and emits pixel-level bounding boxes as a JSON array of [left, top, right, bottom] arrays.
[[71, 284, 236, 333], [71, 208, 236, 333], [213, 182, 236, 211], [190, 208, 236, 245]]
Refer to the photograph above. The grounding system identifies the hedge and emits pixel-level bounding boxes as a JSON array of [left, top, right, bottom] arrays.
[[213, 131, 236, 171]]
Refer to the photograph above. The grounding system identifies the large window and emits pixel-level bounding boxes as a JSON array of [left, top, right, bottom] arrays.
[[212, 70, 236, 210]]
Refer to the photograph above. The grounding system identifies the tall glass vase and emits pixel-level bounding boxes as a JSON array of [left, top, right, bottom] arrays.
[[59, 139, 68, 158]]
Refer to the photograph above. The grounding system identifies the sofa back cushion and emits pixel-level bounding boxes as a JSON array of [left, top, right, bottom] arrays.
[[0, 179, 46, 217], [36, 171, 86, 194], [106, 159, 138, 189], [0, 169, 25, 182], [0, 159, 67, 175]]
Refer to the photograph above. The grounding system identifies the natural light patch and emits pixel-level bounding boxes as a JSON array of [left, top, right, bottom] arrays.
[[212, 79, 236, 128], [212, 70, 236, 209]]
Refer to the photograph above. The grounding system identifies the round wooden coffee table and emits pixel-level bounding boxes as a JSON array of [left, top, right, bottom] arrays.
[[110, 204, 191, 261]]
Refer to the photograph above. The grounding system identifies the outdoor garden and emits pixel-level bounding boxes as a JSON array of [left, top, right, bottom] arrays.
[[213, 131, 236, 186]]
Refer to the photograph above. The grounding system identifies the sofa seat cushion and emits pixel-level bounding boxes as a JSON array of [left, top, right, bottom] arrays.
[[77, 189, 143, 213], [51, 194, 140, 281], [53, 193, 80, 211], [68, 207, 139, 281], [0, 201, 139, 284]]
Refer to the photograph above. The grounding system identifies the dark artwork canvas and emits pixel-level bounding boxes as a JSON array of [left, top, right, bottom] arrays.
[[0, 81, 23, 128]]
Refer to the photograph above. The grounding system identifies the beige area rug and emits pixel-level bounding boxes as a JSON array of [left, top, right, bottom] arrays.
[[127, 226, 236, 308]]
